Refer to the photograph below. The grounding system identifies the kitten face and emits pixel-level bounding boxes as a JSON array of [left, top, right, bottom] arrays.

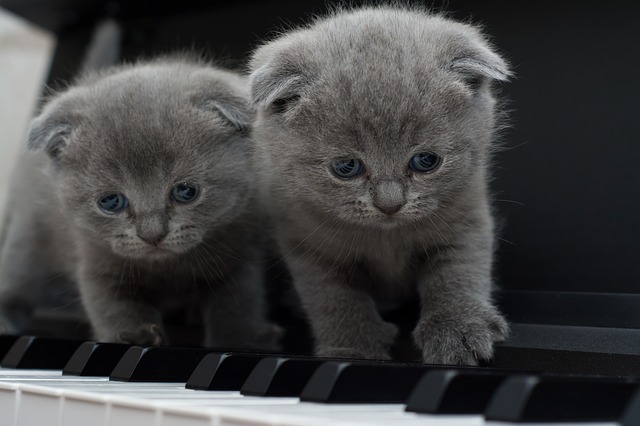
[[31, 61, 253, 260], [260, 75, 480, 227], [250, 8, 510, 228]]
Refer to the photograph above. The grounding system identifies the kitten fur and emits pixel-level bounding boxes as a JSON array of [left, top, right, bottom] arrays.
[[0, 57, 279, 350], [249, 5, 511, 365]]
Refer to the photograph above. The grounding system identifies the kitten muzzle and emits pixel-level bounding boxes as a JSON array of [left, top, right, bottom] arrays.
[[372, 179, 406, 216], [137, 232, 168, 246]]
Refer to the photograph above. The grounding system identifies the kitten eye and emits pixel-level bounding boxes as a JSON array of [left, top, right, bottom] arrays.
[[409, 152, 442, 173], [331, 159, 364, 179], [271, 96, 300, 114], [463, 75, 483, 91], [171, 183, 199, 203], [98, 193, 128, 213]]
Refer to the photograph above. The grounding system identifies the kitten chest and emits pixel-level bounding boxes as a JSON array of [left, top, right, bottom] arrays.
[[352, 234, 422, 298]]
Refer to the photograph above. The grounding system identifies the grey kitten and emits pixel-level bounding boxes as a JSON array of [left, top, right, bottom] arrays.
[[248, 6, 511, 365], [0, 57, 279, 350]]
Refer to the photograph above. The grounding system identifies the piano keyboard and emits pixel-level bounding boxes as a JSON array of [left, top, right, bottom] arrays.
[[0, 335, 636, 426], [0, 369, 474, 426]]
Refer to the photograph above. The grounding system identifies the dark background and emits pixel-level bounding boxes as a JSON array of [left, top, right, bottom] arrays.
[[3, 0, 640, 295]]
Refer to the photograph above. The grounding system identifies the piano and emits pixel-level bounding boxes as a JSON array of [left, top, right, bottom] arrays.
[[1, 332, 640, 425], [1, 0, 640, 424]]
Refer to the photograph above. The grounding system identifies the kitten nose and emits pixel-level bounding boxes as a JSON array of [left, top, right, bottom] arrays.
[[138, 232, 167, 246], [373, 179, 405, 216], [136, 214, 169, 246], [376, 203, 403, 215]]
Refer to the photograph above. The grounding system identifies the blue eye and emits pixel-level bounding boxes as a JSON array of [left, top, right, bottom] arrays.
[[98, 193, 128, 213], [409, 152, 442, 173], [331, 159, 364, 179], [171, 183, 199, 203]]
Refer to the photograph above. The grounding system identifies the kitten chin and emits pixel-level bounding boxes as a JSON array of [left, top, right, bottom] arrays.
[[0, 57, 281, 352], [111, 243, 191, 261], [109, 228, 204, 260], [250, 5, 510, 365]]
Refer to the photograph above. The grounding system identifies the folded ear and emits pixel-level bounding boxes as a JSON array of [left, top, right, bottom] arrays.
[[451, 42, 511, 90], [200, 98, 253, 135], [27, 107, 75, 160], [249, 64, 309, 112]]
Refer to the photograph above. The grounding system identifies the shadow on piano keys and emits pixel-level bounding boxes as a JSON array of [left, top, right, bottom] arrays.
[[1, 333, 640, 425]]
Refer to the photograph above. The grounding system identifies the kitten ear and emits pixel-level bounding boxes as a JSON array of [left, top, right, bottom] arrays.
[[200, 98, 252, 135], [27, 109, 75, 160], [451, 44, 511, 89], [249, 64, 307, 112]]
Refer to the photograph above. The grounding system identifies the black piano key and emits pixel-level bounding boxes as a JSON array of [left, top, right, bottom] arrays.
[[0, 335, 20, 360], [63, 341, 131, 376], [492, 343, 640, 377], [186, 352, 265, 391], [405, 369, 510, 414], [300, 361, 433, 403], [485, 375, 640, 422], [621, 387, 640, 426], [110, 346, 213, 382], [241, 357, 325, 397], [1, 336, 84, 369]]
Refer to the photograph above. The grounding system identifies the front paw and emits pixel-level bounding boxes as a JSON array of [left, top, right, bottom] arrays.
[[315, 321, 398, 360], [117, 323, 166, 346], [249, 324, 285, 352], [413, 306, 508, 365], [316, 347, 391, 360]]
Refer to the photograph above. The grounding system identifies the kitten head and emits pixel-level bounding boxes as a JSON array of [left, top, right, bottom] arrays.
[[28, 58, 254, 260], [249, 7, 510, 227]]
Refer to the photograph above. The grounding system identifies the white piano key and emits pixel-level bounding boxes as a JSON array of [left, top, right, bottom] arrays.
[[161, 406, 308, 426], [236, 403, 482, 426], [37, 381, 177, 390], [210, 406, 409, 426], [0, 382, 19, 426], [16, 384, 63, 426], [108, 397, 159, 426], [161, 406, 335, 426], [0, 369, 62, 377], [61, 391, 109, 426], [2, 377, 108, 384], [182, 396, 300, 406], [485, 423, 619, 426], [160, 409, 215, 426], [161, 406, 325, 426], [160, 402, 482, 426]]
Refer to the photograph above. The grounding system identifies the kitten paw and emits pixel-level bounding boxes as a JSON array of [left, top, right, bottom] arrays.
[[315, 321, 398, 360], [316, 347, 392, 360], [413, 306, 508, 365], [117, 323, 166, 346], [205, 323, 284, 351], [251, 323, 285, 351]]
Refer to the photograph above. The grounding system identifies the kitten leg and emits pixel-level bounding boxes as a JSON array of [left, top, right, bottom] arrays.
[[412, 229, 508, 365], [202, 257, 282, 351], [77, 261, 166, 345], [287, 255, 398, 360]]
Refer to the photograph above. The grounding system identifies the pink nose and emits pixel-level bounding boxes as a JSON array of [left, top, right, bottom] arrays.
[[373, 179, 405, 215], [137, 232, 167, 246]]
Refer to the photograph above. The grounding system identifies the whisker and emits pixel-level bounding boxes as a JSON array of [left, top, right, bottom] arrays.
[[191, 246, 217, 298], [496, 236, 516, 246], [494, 199, 525, 206], [199, 245, 242, 307], [267, 216, 332, 271]]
